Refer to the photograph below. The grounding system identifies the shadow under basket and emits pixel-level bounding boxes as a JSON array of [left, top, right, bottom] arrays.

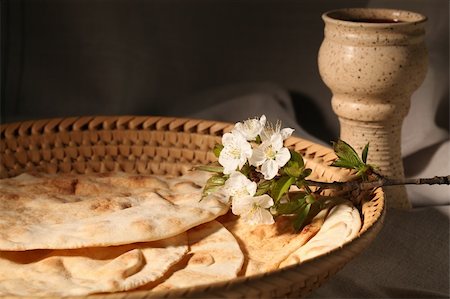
[[0, 116, 385, 298]]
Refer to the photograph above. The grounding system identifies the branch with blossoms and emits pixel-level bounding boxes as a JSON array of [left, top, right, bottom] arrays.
[[197, 115, 450, 230]]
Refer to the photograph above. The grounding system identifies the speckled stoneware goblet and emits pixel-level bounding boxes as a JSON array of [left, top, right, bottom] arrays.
[[318, 8, 428, 209]]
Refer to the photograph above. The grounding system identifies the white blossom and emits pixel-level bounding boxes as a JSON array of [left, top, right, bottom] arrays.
[[224, 171, 257, 198], [214, 116, 296, 226], [260, 120, 294, 142], [231, 194, 275, 225], [233, 115, 267, 141], [218, 132, 252, 174], [249, 133, 291, 180]]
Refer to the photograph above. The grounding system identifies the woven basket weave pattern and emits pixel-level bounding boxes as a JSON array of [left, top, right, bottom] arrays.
[[1, 117, 231, 178], [0, 116, 385, 298]]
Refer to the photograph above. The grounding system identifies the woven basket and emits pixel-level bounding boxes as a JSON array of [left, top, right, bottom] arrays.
[[0, 116, 385, 298]]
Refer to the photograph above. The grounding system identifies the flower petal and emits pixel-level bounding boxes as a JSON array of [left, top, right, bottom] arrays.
[[257, 208, 275, 225], [259, 115, 267, 126], [222, 132, 235, 146], [270, 133, 284, 151], [246, 181, 257, 197], [254, 194, 274, 209], [219, 151, 240, 174], [280, 128, 294, 140], [218, 132, 252, 173], [231, 196, 252, 215], [275, 147, 291, 167], [232, 115, 267, 141], [236, 135, 253, 158], [244, 207, 274, 225], [249, 146, 266, 167], [225, 171, 257, 198], [261, 159, 279, 180]]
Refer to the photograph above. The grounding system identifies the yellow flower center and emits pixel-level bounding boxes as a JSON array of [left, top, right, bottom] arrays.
[[264, 146, 276, 160], [230, 147, 241, 159], [249, 202, 260, 215]]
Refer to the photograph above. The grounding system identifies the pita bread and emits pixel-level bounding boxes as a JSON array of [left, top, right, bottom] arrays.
[[0, 233, 188, 297], [279, 200, 361, 268], [219, 208, 328, 276], [142, 220, 244, 292], [0, 171, 229, 250]]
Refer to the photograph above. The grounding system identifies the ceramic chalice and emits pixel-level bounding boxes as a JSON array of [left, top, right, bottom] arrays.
[[318, 8, 428, 208]]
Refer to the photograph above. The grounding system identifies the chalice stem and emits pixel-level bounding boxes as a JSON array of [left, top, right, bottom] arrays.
[[339, 117, 409, 208]]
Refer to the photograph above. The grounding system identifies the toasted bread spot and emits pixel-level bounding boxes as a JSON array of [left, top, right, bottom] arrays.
[[40, 258, 70, 276], [168, 218, 182, 228], [48, 178, 79, 195], [112, 176, 169, 189], [119, 202, 132, 209], [0, 192, 20, 201], [75, 181, 102, 196], [90, 199, 113, 212], [189, 253, 214, 266], [131, 220, 155, 233]]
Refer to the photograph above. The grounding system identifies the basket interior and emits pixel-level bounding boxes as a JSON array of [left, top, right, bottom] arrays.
[[0, 116, 385, 297]]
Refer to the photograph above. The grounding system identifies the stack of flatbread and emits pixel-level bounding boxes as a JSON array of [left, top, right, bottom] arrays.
[[0, 170, 361, 297]]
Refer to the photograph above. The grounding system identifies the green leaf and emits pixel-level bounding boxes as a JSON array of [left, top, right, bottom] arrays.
[[331, 140, 377, 180], [207, 175, 227, 185], [333, 139, 363, 165], [195, 165, 224, 173], [213, 144, 224, 158], [293, 203, 311, 231], [289, 150, 304, 168], [305, 194, 315, 204], [331, 140, 364, 170], [273, 192, 309, 216], [294, 168, 312, 190], [240, 163, 252, 176], [301, 168, 312, 179], [270, 176, 296, 202], [288, 191, 308, 201], [275, 198, 306, 215], [274, 202, 298, 215], [283, 160, 302, 178], [202, 186, 219, 199], [356, 164, 372, 181], [361, 143, 369, 163], [331, 159, 357, 169], [255, 180, 273, 196], [283, 150, 310, 179], [201, 174, 226, 199], [296, 179, 306, 189]]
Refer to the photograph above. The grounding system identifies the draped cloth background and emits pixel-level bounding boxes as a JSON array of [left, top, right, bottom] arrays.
[[2, 0, 448, 297]]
